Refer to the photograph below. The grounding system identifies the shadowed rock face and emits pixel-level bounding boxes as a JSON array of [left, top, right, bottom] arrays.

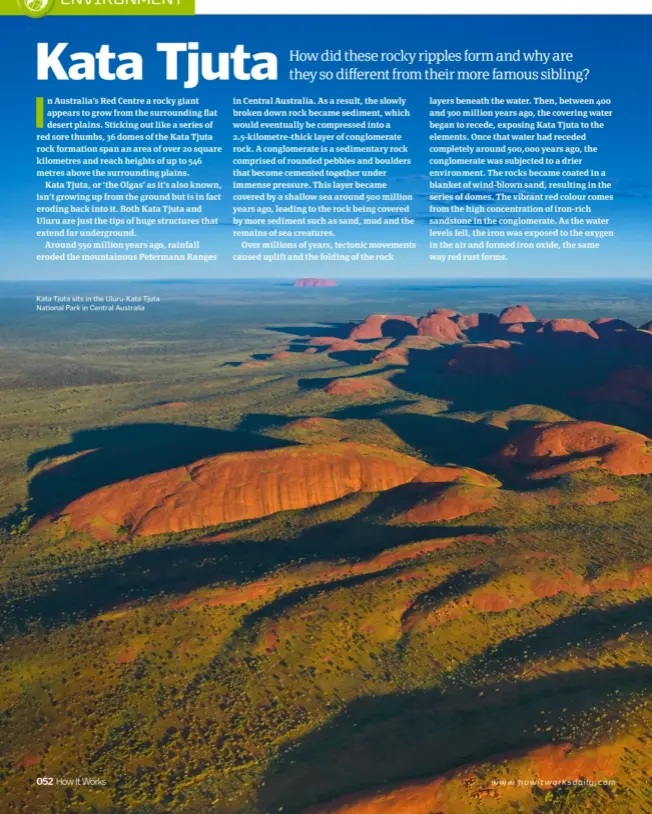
[[583, 366, 652, 411], [590, 317, 636, 335], [349, 315, 418, 341], [447, 341, 518, 376], [488, 420, 652, 480], [58, 444, 430, 537]]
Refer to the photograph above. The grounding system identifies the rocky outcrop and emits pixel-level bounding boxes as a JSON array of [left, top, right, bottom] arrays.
[[59, 444, 431, 538], [349, 315, 418, 341], [576, 486, 621, 505], [308, 336, 352, 347], [488, 420, 652, 479], [417, 314, 466, 343], [372, 335, 443, 365], [293, 278, 337, 287], [324, 377, 394, 397], [322, 339, 367, 353], [392, 484, 498, 524], [542, 319, 599, 339], [413, 465, 499, 488], [498, 304, 537, 324], [372, 346, 410, 365]]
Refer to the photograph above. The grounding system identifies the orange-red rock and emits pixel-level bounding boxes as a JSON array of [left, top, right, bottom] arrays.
[[452, 313, 479, 330], [576, 486, 621, 505], [372, 346, 410, 365], [349, 315, 418, 341], [324, 377, 394, 397], [308, 336, 350, 347], [240, 360, 269, 368], [498, 304, 536, 324], [59, 444, 430, 537], [115, 646, 141, 664], [542, 319, 599, 339], [299, 741, 622, 814], [14, 753, 41, 769], [373, 335, 442, 364], [488, 339, 511, 348], [417, 314, 466, 342], [413, 465, 499, 487], [324, 339, 366, 353], [393, 484, 498, 524], [488, 420, 652, 479]]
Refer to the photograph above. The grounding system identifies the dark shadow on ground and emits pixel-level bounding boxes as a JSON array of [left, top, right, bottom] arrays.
[[235, 413, 302, 435], [480, 596, 652, 670], [380, 319, 418, 339], [259, 664, 652, 813], [267, 323, 352, 340], [2, 517, 498, 639], [381, 413, 507, 467], [26, 423, 293, 519], [390, 336, 652, 435], [238, 569, 407, 635], [235, 404, 418, 433], [327, 400, 417, 419], [328, 350, 380, 366], [400, 568, 495, 630]]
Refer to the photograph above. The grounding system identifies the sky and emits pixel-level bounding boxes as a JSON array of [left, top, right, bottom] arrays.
[[0, 14, 650, 279]]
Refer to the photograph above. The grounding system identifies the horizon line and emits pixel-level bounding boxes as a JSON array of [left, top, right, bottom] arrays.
[[2, 276, 652, 283]]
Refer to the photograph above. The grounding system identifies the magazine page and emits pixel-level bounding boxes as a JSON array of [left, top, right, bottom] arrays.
[[0, 1, 650, 812]]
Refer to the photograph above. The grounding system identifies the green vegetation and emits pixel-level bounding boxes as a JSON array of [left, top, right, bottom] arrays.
[[1, 280, 651, 813]]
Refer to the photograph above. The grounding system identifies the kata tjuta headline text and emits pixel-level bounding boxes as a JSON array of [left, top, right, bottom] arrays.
[[37, 43, 277, 89]]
